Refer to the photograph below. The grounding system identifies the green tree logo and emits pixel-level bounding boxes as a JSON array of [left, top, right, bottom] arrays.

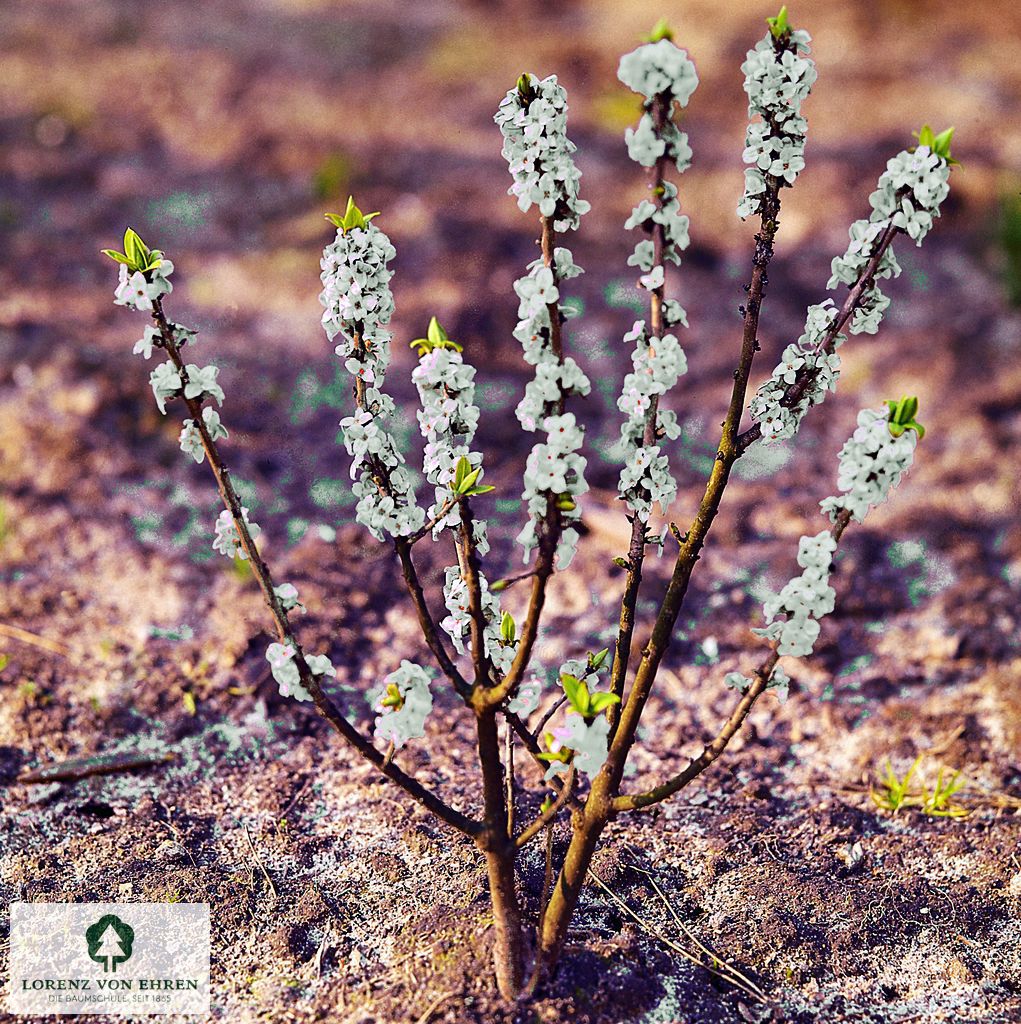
[[85, 915, 134, 973]]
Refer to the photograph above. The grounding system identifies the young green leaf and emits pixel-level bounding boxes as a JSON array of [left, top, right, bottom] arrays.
[[325, 195, 380, 233], [410, 316, 463, 357], [500, 611, 516, 644], [885, 395, 925, 439], [588, 647, 610, 672], [381, 682, 404, 710], [766, 5, 789, 38], [588, 691, 621, 714], [645, 18, 673, 42]]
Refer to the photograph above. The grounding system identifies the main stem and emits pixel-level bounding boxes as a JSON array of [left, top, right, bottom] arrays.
[[474, 708, 525, 999]]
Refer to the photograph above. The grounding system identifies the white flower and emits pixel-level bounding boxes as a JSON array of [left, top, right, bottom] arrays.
[[114, 266, 158, 311], [212, 506, 260, 560], [183, 364, 225, 405], [274, 583, 303, 612], [149, 361, 182, 414], [133, 325, 161, 359], [507, 676, 542, 717], [617, 39, 699, 104], [368, 660, 434, 749]]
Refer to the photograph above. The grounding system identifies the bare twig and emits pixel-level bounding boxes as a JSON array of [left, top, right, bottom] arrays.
[[16, 750, 174, 784], [515, 766, 576, 848], [626, 856, 768, 1001], [0, 622, 70, 658], [242, 821, 279, 899], [586, 866, 769, 1005]]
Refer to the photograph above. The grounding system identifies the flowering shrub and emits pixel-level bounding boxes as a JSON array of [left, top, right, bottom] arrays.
[[105, 8, 953, 1003]]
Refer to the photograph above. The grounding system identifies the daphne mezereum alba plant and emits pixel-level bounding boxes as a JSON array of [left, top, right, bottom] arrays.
[[105, 8, 953, 1002]]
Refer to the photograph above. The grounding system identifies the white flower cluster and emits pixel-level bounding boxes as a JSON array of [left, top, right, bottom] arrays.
[[519, 413, 589, 567], [148, 361, 224, 415], [494, 74, 591, 231], [133, 322, 195, 360], [179, 407, 227, 463], [507, 675, 543, 717], [618, 39, 698, 172], [440, 566, 515, 675], [544, 652, 613, 779], [737, 28, 816, 219], [613, 41, 697, 526], [368, 660, 434, 749], [615, 322, 686, 522], [497, 77, 591, 567], [828, 145, 951, 334], [820, 407, 918, 524], [748, 300, 843, 444], [266, 642, 334, 703], [753, 530, 837, 657], [212, 506, 260, 560], [113, 260, 174, 312], [618, 38, 699, 104], [321, 221, 424, 541], [412, 347, 485, 540], [273, 582, 303, 612], [750, 144, 952, 445], [724, 663, 791, 703], [413, 344, 513, 671]]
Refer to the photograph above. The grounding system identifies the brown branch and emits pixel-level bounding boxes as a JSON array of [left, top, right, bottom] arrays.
[[736, 221, 901, 454], [609, 89, 674, 736], [613, 508, 853, 812], [149, 300, 480, 839], [599, 170, 784, 787], [457, 498, 490, 687], [515, 766, 576, 847], [475, 212, 567, 710]]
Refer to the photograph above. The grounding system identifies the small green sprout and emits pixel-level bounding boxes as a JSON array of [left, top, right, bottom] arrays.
[[766, 5, 790, 38], [645, 18, 674, 42], [410, 316, 464, 357], [870, 755, 924, 814], [922, 766, 969, 818], [451, 455, 495, 498], [587, 647, 610, 673], [913, 124, 957, 165], [380, 682, 404, 710], [324, 195, 380, 234], [555, 493, 576, 512], [560, 672, 620, 720], [101, 227, 164, 274], [500, 611, 517, 645], [871, 755, 969, 818], [516, 73, 535, 105], [886, 395, 925, 439]]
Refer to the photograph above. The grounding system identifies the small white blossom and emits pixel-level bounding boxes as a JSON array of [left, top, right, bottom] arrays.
[[212, 506, 260, 560], [368, 660, 434, 749]]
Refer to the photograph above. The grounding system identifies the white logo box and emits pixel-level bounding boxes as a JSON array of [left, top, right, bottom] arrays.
[[8, 902, 210, 1016]]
